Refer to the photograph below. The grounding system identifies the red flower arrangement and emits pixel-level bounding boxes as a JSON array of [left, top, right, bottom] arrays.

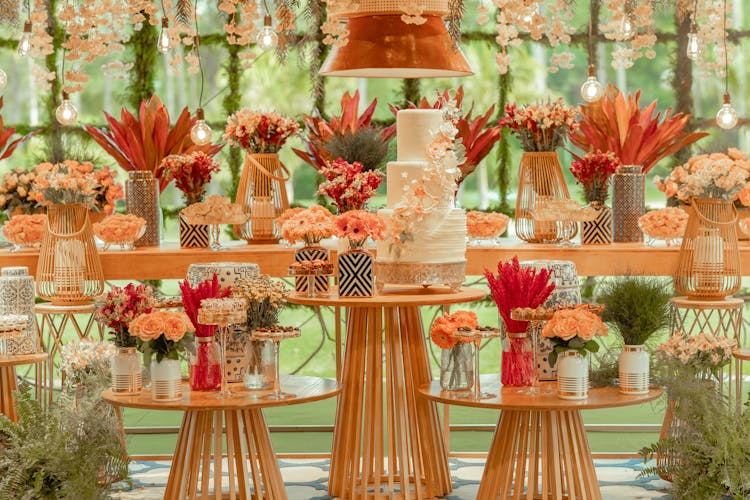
[[484, 257, 555, 386], [161, 151, 221, 206], [569, 151, 620, 203], [429, 310, 478, 350], [318, 158, 383, 213], [334, 210, 386, 243], [94, 283, 155, 348]]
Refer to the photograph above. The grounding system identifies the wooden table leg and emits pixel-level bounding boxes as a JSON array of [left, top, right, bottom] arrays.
[[0, 365, 17, 422], [478, 409, 602, 500]]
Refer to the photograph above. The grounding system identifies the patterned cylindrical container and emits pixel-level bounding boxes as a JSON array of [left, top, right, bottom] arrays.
[[612, 165, 645, 243], [126, 171, 161, 247], [521, 260, 581, 381], [0, 266, 37, 354]]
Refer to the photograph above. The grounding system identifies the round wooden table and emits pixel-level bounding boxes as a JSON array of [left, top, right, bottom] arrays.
[[419, 376, 662, 500], [290, 286, 485, 500], [103, 375, 339, 500], [0, 353, 48, 421]]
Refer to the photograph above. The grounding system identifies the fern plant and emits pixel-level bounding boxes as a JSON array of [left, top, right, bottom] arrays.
[[596, 276, 672, 346]]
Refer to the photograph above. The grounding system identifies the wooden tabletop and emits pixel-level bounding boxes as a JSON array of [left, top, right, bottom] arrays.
[[734, 347, 750, 361], [419, 375, 663, 411], [0, 353, 48, 367], [102, 375, 339, 411], [0, 240, 728, 280], [288, 285, 485, 308]]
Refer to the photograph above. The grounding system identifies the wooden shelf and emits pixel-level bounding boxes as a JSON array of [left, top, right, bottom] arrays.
[[0, 240, 709, 280]]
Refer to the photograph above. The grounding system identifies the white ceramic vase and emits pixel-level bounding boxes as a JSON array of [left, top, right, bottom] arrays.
[[111, 347, 142, 394], [150, 358, 182, 401], [618, 345, 649, 395], [556, 351, 589, 400]]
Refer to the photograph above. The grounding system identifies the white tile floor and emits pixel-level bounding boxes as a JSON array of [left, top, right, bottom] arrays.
[[111, 457, 673, 499]]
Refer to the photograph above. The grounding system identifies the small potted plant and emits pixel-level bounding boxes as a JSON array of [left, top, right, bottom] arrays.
[[541, 306, 608, 399], [130, 310, 195, 401], [334, 210, 386, 297], [95, 283, 155, 394], [597, 276, 671, 394], [430, 310, 478, 391]]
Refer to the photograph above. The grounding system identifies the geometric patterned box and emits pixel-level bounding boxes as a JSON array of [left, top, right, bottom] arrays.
[[337, 250, 374, 297], [0, 266, 37, 354]]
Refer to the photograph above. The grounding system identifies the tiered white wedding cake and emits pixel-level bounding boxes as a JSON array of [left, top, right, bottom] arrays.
[[375, 108, 466, 289]]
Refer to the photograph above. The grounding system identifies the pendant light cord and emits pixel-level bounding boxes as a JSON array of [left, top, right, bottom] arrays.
[[723, 0, 729, 95], [587, 6, 594, 65], [194, 0, 204, 108]]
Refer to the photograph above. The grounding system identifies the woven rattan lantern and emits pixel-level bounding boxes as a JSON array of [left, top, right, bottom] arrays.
[[233, 153, 290, 243], [514, 152, 576, 243], [674, 197, 741, 299], [319, 1, 473, 78], [36, 203, 104, 305]]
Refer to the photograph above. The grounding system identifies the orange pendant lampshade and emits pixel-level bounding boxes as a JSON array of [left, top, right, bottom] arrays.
[[320, 14, 473, 78]]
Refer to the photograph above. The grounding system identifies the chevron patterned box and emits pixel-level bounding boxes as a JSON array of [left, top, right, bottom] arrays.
[[179, 214, 209, 248], [294, 246, 331, 294], [337, 250, 374, 297]]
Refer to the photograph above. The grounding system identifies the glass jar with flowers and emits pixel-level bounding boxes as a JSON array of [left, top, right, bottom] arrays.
[[32, 160, 105, 305], [654, 149, 749, 299], [130, 310, 195, 401], [224, 109, 299, 243], [232, 275, 290, 390], [161, 151, 220, 249], [280, 205, 336, 294], [334, 210, 386, 297], [485, 257, 556, 386], [179, 275, 231, 391], [541, 306, 608, 400], [569, 151, 619, 245], [499, 99, 579, 243], [94, 283, 155, 394], [430, 311, 477, 392]]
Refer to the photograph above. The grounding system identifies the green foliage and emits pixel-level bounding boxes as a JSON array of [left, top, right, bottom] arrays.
[[548, 337, 599, 367], [139, 332, 195, 364], [324, 127, 391, 171], [639, 375, 750, 498], [596, 276, 672, 346], [126, 23, 157, 110], [589, 346, 620, 388], [0, 384, 127, 499]]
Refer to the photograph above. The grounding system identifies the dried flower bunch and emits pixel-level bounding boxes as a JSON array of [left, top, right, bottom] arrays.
[[394, 87, 502, 185], [484, 256, 556, 334], [638, 208, 689, 241], [600, 0, 657, 69], [541, 307, 608, 365], [294, 91, 396, 172], [95, 283, 155, 348], [683, 0, 735, 78], [224, 109, 300, 154], [569, 151, 620, 203], [279, 205, 335, 245], [334, 210, 386, 242], [60, 341, 116, 382], [179, 275, 232, 338], [317, 158, 383, 213], [499, 99, 579, 152], [232, 274, 289, 330], [569, 85, 707, 174], [653, 148, 750, 203], [130, 310, 195, 363], [32, 161, 101, 209], [429, 310, 478, 350], [161, 151, 220, 206], [656, 332, 736, 381], [1, 214, 47, 247], [466, 211, 510, 239]]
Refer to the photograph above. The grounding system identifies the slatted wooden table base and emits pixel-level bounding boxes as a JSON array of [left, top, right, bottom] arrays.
[[0, 353, 48, 422], [103, 376, 339, 500], [290, 286, 485, 500], [419, 377, 662, 500]]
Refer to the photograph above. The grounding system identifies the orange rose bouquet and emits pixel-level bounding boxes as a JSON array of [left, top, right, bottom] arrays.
[[130, 310, 195, 363], [541, 307, 608, 366]]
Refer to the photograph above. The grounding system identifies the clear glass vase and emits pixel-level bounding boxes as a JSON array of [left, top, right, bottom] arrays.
[[111, 347, 142, 394], [189, 337, 221, 391], [501, 331, 534, 386], [439, 342, 474, 391], [243, 339, 275, 390]]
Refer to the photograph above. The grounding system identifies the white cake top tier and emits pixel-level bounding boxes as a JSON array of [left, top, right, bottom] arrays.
[[396, 109, 443, 162]]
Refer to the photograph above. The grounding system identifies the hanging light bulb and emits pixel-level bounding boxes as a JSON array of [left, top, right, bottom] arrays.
[[190, 108, 212, 145], [56, 92, 78, 125], [619, 15, 634, 40], [0, 69, 7, 90], [686, 25, 701, 61], [580, 65, 604, 103], [716, 93, 738, 130], [17, 21, 32, 57], [157, 17, 171, 54], [256, 15, 278, 51]]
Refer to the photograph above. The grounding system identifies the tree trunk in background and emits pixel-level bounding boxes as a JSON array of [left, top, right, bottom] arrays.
[[401, 79, 421, 107], [224, 43, 243, 196], [673, 9, 694, 165], [127, 20, 157, 111], [43, 0, 64, 162]]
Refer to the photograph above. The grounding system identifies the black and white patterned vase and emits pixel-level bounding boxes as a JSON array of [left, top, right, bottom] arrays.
[[581, 202, 613, 245], [337, 249, 374, 297], [0, 266, 37, 354]]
